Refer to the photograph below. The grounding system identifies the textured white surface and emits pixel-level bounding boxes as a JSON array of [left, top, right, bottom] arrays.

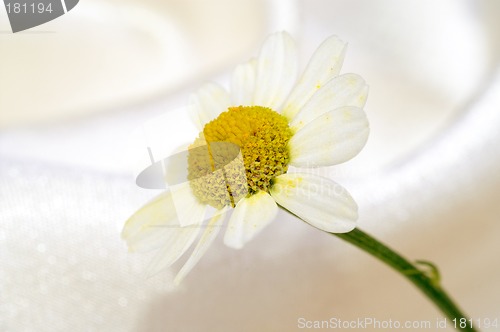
[[1, 1, 500, 331]]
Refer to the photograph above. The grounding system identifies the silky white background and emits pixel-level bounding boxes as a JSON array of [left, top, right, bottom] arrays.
[[1, 0, 499, 331]]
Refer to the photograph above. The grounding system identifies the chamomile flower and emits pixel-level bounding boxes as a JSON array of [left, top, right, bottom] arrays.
[[122, 32, 369, 285]]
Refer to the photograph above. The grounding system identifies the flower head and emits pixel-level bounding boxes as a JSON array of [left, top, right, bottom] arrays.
[[122, 32, 369, 285]]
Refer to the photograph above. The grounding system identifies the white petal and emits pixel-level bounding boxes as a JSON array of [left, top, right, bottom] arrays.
[[282, 35, 347, 119], [253, 31, 298, 110], [188, 83, 230, 131], [121, 191, 203, 275], [224, 191, 278, 249], [145, 224, 201, 277], [270, 173, 357, 233], [169, 182, 207, 227], [174, 211, 226, 285], [121, 192, 176, 245], [289, 106, 369, 167], [125, 227, 170, 253], [230, 58, 257, 106], [290, 73, 369, 131]]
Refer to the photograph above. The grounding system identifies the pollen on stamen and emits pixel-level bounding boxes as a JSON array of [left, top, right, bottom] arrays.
[[187, 106, 293, 209]]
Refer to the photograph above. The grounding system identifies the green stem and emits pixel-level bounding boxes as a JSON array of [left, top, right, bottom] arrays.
[[333, 228, 477, 332]]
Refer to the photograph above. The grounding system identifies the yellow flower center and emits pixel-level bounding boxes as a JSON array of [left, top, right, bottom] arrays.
[[188, 106, 292, 209]]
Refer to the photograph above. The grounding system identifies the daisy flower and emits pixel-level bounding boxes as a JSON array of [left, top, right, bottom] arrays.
[[122, 31, 369, 285]]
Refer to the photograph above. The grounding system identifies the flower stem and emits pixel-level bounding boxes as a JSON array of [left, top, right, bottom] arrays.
[[333, 228, 477, 332]]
